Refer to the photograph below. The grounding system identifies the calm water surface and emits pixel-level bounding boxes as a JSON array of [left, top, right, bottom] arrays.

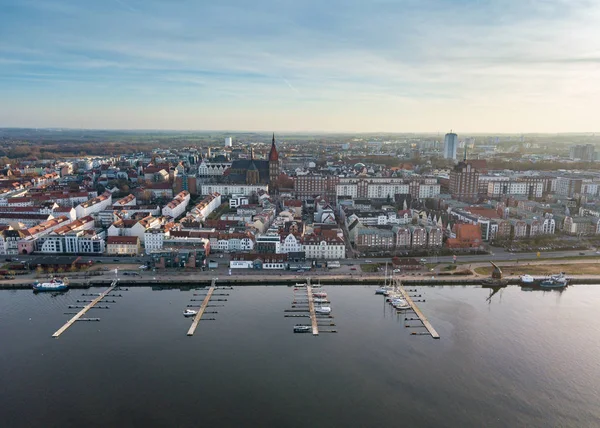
[[1, 284, 600, 427]]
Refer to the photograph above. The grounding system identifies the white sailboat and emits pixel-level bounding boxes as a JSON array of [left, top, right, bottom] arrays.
[[375, 262, 392, 295]]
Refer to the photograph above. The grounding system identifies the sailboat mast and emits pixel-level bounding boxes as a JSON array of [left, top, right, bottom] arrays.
[[384, 262, 388, 287]]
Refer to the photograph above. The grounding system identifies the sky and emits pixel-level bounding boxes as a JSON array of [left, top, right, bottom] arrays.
[[1, 0, 599, 133]]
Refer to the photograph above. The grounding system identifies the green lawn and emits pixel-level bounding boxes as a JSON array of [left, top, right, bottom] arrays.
[[360, 264, 380, 273]]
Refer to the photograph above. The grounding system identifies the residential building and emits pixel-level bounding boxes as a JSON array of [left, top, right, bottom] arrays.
[[161, 191, 190, 219], [569, 144, 595, 162], [295, 174, 339, 201], [393, 226, 412, 248], [556, 177, 583, 197], [355, 227, 395, 249], [200, 184, 267, 197], [75, 192, 112, 218], [106, 236, 141, 255], [302, 232, 345, 259], [449, 162, 479, 201], [186, 192, 222, 222], [426, 226, 444, 247], [409, 225, 427, 248], [114, 194, 136, 207]]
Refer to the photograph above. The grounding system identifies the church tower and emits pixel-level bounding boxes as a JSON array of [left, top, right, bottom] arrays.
[[246, 145, 260, 185], [269, 133, 280, 192]]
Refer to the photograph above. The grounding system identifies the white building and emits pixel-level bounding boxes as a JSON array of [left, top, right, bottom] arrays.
[[200, 184, 267, 197], [144, 229, 166, 254], [107, 216, 161, 243], [229, 194, 250, 208], [541, 215, 556, 234], [278, 233, 303, 254], [225, 137, 233, 147], [75, 192, 112, 218], [418, 184, 441, 199], [197, 159, 232, 177], [114, 194, 137, 207], [37, 220, 106, 254], [161, 191, 190, 219], [301, 235, 345, 259], [487, 181, 543, 198], [186, 193, 222, 222]]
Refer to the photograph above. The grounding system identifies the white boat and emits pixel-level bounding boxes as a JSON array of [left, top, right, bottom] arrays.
[[315, 306, 331, 314], [540, 273, 569, 288], [520, 274, 535, 284], [293, 325, 311, 333], [375, 287, 391, 295], [313, 298, 328, 303], [295, 283, 306, 287], [391, 298, 410, 310], [32, 277, 69, 292], [312, 292, 327, 298], [183, 309, 197, 317]]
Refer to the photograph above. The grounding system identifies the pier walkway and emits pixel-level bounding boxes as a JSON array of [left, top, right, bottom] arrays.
[[306, 278, 319, 336], [396, 282, 439, 339], [187, 279, 216, 336], [52, 279, 118, 338]]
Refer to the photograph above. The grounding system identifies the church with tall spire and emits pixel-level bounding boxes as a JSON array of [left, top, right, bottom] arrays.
[[269, 133, 280, 192], [224, 133, 280, 188]]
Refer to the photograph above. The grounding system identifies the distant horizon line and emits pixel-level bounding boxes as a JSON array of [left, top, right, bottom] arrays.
[[1, 127, 598, 136]]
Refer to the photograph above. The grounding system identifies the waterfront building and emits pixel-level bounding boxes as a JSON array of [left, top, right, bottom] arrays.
[[106, 236, 141, 255]]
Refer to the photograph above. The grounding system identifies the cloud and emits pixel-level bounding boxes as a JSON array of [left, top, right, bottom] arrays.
[[0, 0, 599, 131]]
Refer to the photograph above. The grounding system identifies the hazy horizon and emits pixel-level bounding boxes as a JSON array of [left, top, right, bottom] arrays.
[[1, 127, 600, 137], [2, 0, 599, 132]]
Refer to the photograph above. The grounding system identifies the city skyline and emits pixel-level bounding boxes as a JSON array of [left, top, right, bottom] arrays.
[[1, 0, 600, 132]]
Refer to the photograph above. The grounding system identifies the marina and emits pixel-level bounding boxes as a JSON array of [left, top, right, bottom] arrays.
[[286, 278, 337, 335], [378, 270, 440, 339], [51, 279, 120, 338]]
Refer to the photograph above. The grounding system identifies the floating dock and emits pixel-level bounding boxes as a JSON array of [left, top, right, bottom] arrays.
[[187, 279, 216, 336], [306, 278, 319, 336], [52, 279, 118, 338], [396, 283, 440, 339]]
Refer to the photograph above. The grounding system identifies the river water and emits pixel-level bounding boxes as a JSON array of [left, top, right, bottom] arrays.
[[1, 284, 599, 427]]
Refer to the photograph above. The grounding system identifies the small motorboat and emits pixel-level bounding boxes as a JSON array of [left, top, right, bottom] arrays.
[[375, 287, 391, 295], [183, 309, 197, 317], [313, 298, 328, 303], [293, 325, 311, 333], [32, 277, 69, 292], [520, 274, 535, 284], [295, 283, 306, 287], [312, 292, 327, 298], [315, 306, 331, 314]]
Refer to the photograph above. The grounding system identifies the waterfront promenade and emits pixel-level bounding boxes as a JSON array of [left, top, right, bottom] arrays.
[[3, 257, 600, 289]]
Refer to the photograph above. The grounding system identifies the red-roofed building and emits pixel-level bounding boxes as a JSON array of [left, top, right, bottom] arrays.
[[446, 224, 483, 249]]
